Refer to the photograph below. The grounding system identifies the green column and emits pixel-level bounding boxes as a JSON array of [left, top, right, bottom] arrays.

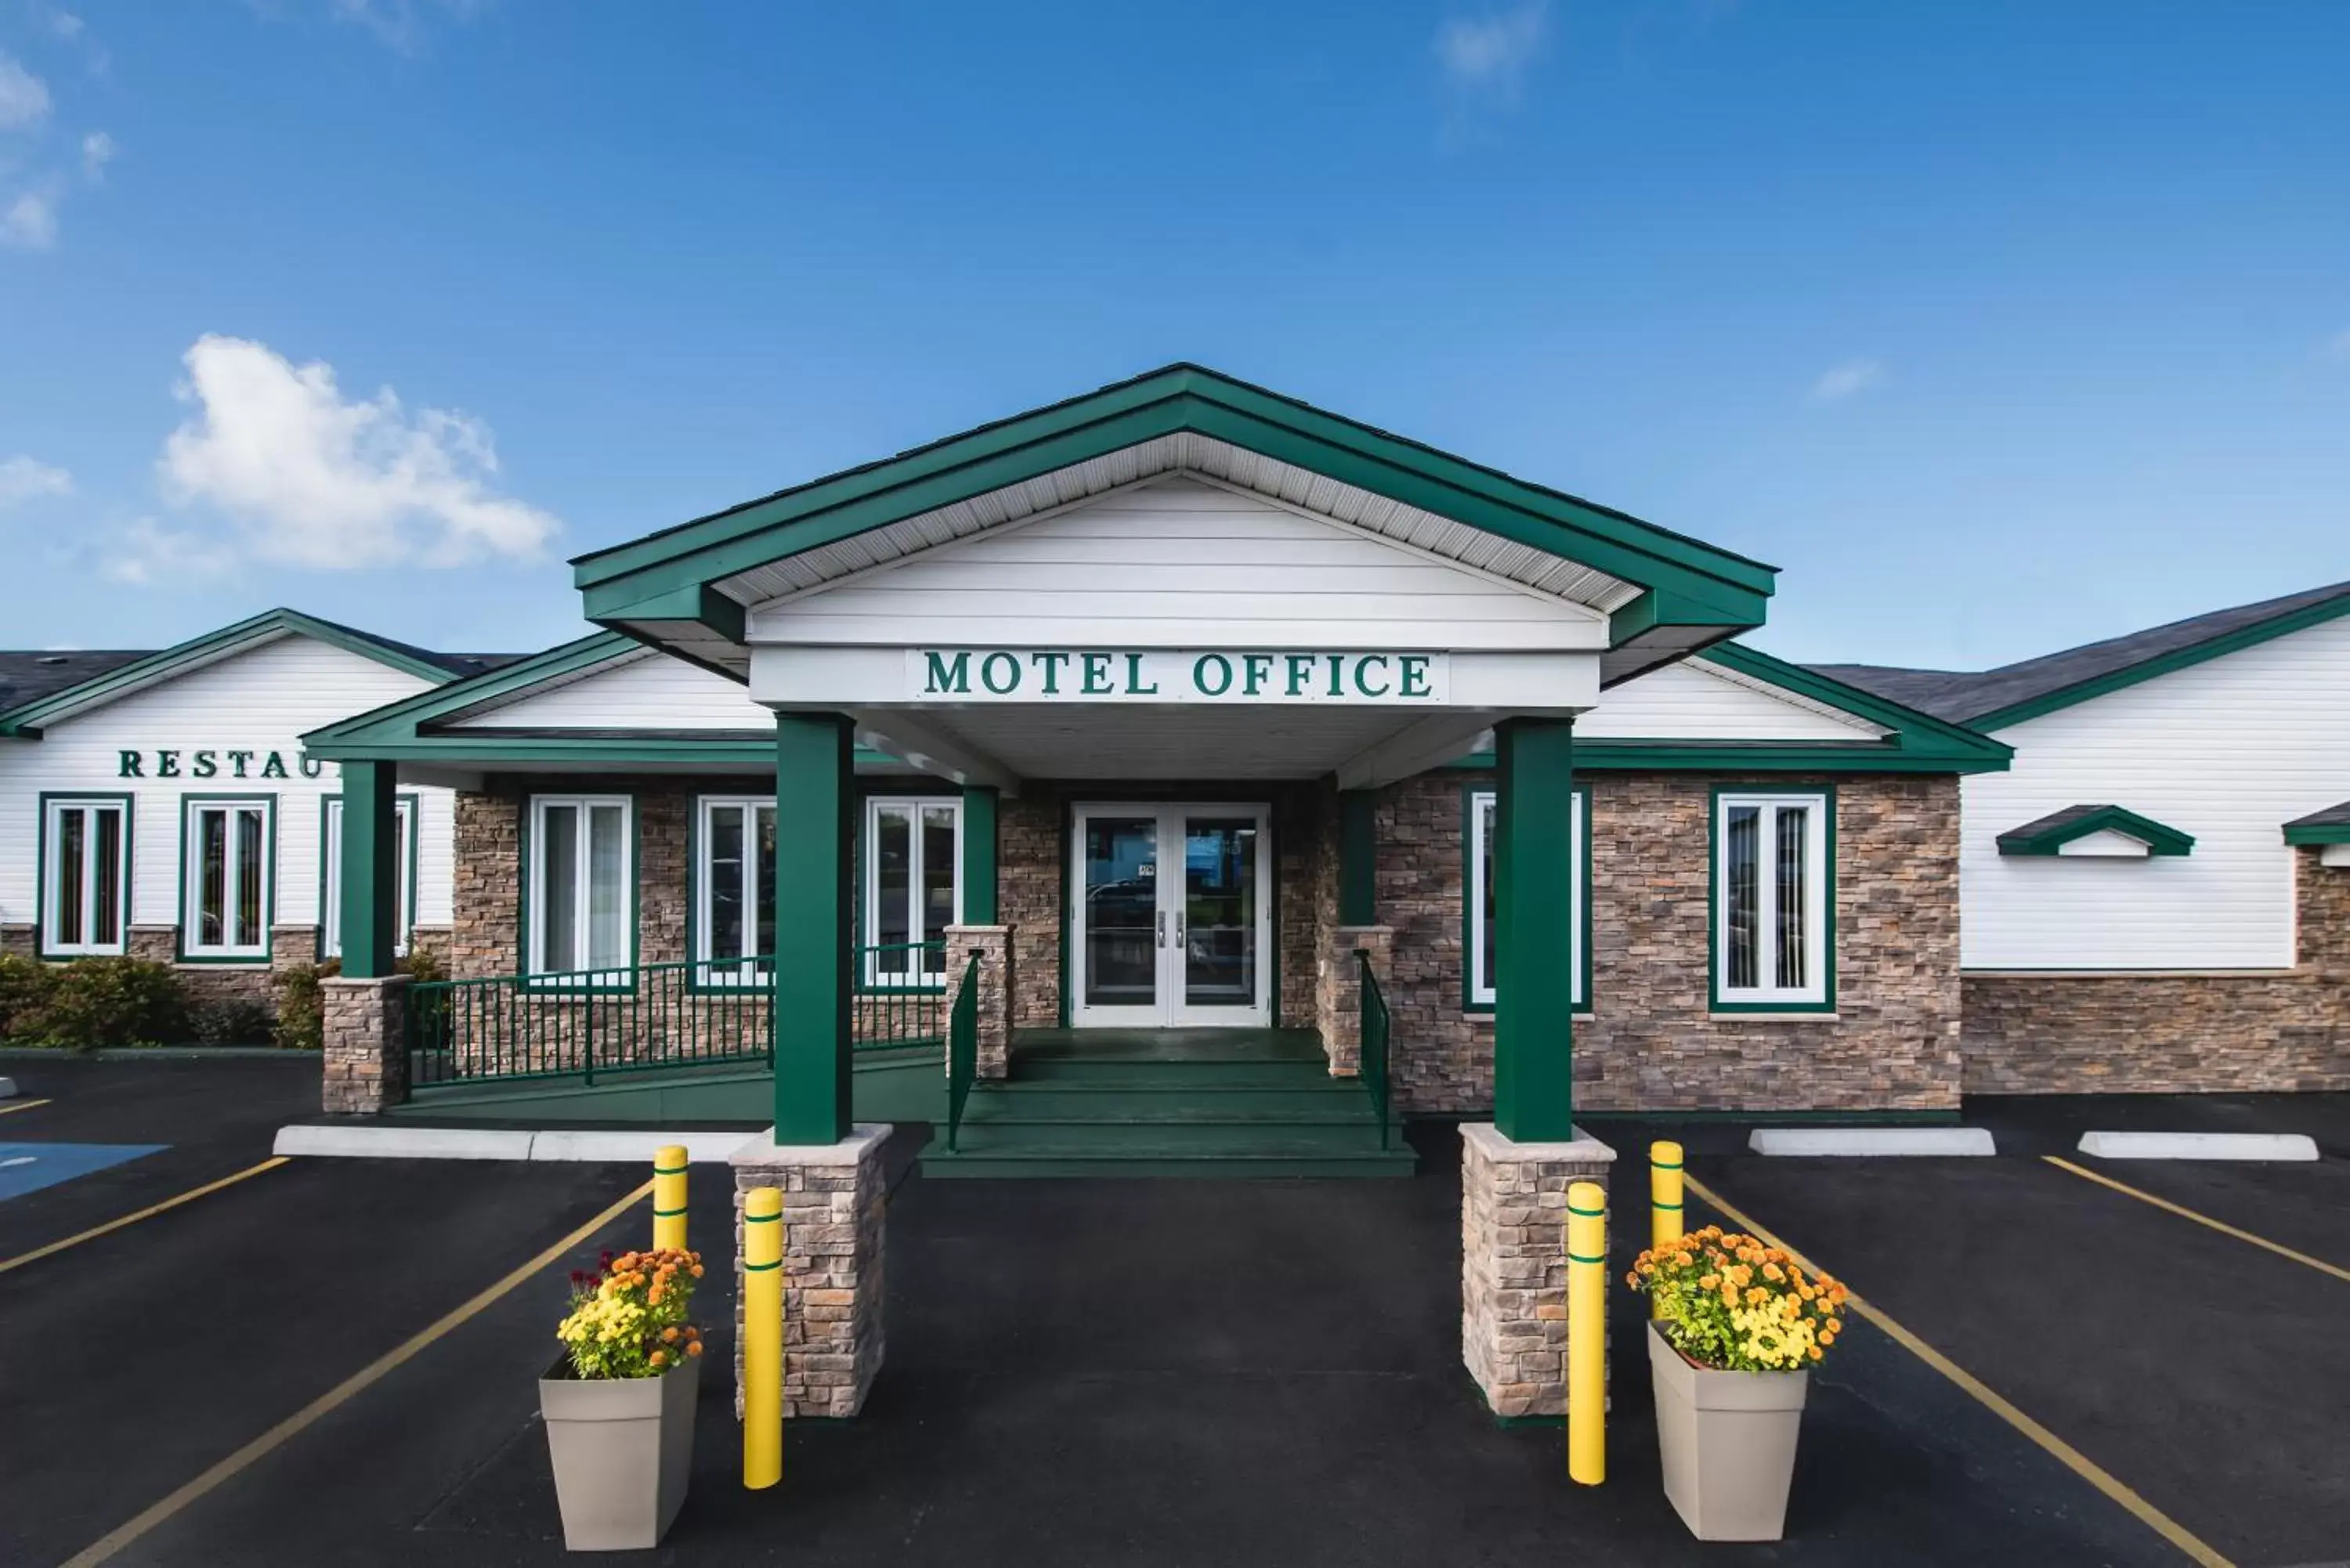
[[1338, 789, 1377, 926], [961, 785, 998, 925], [772, 712, 855, 1143], [1493, 717, 1576, 1142], [338, 760, 402, 979]]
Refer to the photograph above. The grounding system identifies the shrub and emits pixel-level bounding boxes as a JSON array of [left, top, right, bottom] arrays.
[[555, 1248, 707, 1380], [11, 957, 190, 1050], [0, 952, 56, 1041], [190, 996, 280, 1046], [275, 949, 445, 1050], [1627, 1225, 1849, 1372]]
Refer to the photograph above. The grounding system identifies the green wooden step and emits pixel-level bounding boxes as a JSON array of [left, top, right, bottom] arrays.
[[1010, 1058, 1349, 1087], [919, 1143, 1418, 1180]]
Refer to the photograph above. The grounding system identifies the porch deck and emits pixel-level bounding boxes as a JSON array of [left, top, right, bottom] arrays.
[[1009, 1027, 1326, 1065]]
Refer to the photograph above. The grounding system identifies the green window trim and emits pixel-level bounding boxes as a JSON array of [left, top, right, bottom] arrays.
[[1463, 782, 1592, 1016], [1996, 805, 2194, 858], [518, 792, 642, 994], [175, 793, 279, 965], [34, 792, 134, 959], [317, 793, 420, 961], [1708, 785, 1837, 1014]]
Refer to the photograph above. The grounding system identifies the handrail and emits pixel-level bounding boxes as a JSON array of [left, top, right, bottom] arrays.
[[1357, 948, 1390, 1152], [404, 941, 948, 1092], [945, 954, 980, 1152]]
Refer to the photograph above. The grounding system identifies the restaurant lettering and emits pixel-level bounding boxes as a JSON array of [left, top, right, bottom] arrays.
[[910, 649, 1448, 704], [117, 749, 327, 781]]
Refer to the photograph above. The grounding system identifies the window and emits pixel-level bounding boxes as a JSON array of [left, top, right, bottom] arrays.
[[182, 797, 274, 960], [1713, 789, 1832, 1010], [321, 796, 416, 959], [41, 796, 129, 956], [695, 797, 775, 986], [1466, 787, 1586, 1011], [864, 797, 960, 988], [528, 796, 632, 980]]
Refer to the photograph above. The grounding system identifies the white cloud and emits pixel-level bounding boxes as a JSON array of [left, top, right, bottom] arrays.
[[157, 334, 561, 570], [43, 9, 85, 41], [0, 183, 60, 249], [0, 52, 52, 128], [1436, 2, 1549, 98], [104, 518, 243, 586], [81, 131, 113, 180], [0, 454, 72, 508], [1810, 358, 1885, 403], [2326, 328, 2350, 363]]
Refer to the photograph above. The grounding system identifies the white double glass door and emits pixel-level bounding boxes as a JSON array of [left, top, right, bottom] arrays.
[[1069, 803, 1271, 1028]]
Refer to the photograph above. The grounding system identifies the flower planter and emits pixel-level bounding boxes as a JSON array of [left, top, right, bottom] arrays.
[[1647, 1321, 1808, 1541], [539, 1354, 700, 1552]]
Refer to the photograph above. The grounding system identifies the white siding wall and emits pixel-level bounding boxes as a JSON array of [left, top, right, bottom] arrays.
[[1961, 612, 2350, 970], [748, 477, 1611, 652], [1580, 657, 1886, 741], [0, 634, 455, 937], [449, 649, 771, 729]]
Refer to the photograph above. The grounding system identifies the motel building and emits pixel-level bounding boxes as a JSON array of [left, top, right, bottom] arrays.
[[5, 365, 2346, 1422]]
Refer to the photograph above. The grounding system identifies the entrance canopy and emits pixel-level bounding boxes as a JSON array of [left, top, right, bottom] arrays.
[[569, 367, 1777, 787]]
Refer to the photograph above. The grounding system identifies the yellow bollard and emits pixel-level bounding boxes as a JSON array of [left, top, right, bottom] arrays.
[[1567, 1180, 1607, 1487], [1650, 1140, 1684, 1320], [653, 1145, 689, 1253], [653, 1147, 686, 1259], [742, 1185, 783, 1490]]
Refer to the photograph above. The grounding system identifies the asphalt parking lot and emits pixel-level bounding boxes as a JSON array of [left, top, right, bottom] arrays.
[[2, 1060, 2343, 1567]]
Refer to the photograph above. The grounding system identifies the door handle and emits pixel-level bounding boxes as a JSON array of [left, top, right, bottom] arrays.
[[1156, 909, 1166, 948]]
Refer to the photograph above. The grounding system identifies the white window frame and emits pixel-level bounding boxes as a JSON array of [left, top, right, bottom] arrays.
[[322, 796, 417, 959], [526, 794, 634, 983], [41, 796, 131, 957], [182, 797, 275, 961], [694, 795, 774, 988], [1467, 788, 1585, 1011], [1713, 789, 1832, 1010], [862, 796, 961, 990]]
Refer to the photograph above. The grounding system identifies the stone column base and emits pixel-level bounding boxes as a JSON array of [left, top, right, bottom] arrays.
[[1315, 925, 1393, 1077], [1461, 1122, 1616, 1418], [945, 925, 1014, 1078], [729, 1124, 891, 1418], [320, 974, 410, 1115]]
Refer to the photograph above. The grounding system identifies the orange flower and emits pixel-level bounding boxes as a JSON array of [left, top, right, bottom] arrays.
[[1762, 1262, 1784, 1282], [661, 1326, 679, 1343], [649, 1349, 667, 1367], [685, 1340, 703, 1357], [691, 1266, 704, 1278], [1808, 1346, 1823, 1361]]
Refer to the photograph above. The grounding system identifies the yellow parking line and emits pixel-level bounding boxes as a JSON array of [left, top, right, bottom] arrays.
[[60, 1177, 655, 1568], [1685, 1173, 2234, 1568], [0, 1096, 53, 1115], [2044, 1155, 2350, 1285], [0, 1157, 289, 1277]]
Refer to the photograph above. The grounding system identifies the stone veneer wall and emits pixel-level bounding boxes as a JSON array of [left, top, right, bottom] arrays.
[[1961, 845, 2350, 1093], [450, 778, 697, 981], [1378, 771, 1965, 1114], [999, 781, 1329, 1031]]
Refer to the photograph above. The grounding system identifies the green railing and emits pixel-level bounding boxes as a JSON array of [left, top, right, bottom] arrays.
[[1358, 949, 1390, 1151], [407, 941, 947, 1089], [945, 954, 980, 1152]]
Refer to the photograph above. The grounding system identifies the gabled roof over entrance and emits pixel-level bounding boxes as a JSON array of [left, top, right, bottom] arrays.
[[571, 364, 1779, 688]]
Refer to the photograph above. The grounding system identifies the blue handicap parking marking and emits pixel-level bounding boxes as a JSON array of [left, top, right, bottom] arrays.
[[0, 1143, 168, 1201]]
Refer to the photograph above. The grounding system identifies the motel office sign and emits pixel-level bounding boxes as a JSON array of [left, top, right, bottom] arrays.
[[911, 649, 1450, 705]]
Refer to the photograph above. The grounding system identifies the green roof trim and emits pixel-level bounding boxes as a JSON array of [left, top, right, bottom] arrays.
[[1448, 643, 2011, 774], [2282, 802, 2350, 846], [301, 630, 907, 770], [573, 364, 1778, 646], [0, 608, 464, 739], [1996, 805, 2195, 858], [1969, 588, 2350, 731]]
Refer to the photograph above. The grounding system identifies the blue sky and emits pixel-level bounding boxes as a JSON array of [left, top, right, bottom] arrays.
[[2, 0, 2346, 670]]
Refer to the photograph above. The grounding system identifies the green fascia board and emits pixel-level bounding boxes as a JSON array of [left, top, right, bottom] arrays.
[[1966, 591, 2350, 732], [1997, 805, 2195, 857], [1701, 644, 2013, 770], [0, 607, 461, 739], [577, 366, 1776, 636], [2283, 822, 2350, 846]]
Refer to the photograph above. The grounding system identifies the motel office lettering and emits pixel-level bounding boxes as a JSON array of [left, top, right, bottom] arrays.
[[913, 649, 1448, 703]]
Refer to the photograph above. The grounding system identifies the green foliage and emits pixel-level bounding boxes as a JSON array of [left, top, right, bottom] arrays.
[[274, 948, 446, 1050], [190, 996, 280, 1046], [9, 957, 190, 1050], [0, 952, 57, 1040]]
